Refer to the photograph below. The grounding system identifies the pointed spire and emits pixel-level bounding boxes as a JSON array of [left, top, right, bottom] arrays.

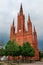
[[28, 14, 30, 21], [12, 19, 15, 32], [34, 26, 36, 33], [13, 19, 14, 26], [20, 3, 23, 13], [28, 14, 32, 24], [34, 26, 35, 32]]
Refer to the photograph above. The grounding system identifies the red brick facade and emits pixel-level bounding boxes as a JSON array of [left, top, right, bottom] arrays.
[[10, 4, 39, 60]]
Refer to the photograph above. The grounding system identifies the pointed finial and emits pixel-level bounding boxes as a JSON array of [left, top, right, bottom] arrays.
[[13, 19, 14, 26], [28, 14, 30, 20], [28, 14, 31, 23], [20, 3, 23, 13], [34, 26, 36, 32]]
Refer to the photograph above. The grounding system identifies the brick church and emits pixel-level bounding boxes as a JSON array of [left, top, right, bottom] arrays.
[[10, 4, 39, 60]]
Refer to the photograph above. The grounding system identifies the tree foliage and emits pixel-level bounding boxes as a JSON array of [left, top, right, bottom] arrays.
[[0, 48, 5, 56], [21, 42, 35, 57], [1, 40, 35, 59], [5, 40, 19, 56], [5, 40, 22, 56], [39, 51, 43, 58]]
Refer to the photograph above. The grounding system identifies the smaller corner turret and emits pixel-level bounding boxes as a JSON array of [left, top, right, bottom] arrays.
[[27, 15, 32, 34], [10, 19, 15, 41]]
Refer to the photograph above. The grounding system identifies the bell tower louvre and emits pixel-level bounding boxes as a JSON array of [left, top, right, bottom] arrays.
[[10, 4, 39, 60]]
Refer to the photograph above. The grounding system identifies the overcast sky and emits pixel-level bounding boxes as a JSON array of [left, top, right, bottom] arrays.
[[0, 0, 43, 41]]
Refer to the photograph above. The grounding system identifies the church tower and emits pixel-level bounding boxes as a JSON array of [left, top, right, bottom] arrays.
[[17, 4, 25, 33], [10, 4, 39, 60], [33, 27, 38, 49], [33, 27, 39, 60], [10, 19, 15, 41]]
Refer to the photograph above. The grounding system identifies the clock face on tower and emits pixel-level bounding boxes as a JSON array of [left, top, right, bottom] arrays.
[[19, 29, 21, 32]]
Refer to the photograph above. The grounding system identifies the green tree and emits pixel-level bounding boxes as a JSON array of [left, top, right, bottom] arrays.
[[5, 40, 22, 57], [0, 48, 5, 56], [5, 40, 19, 56], [39, 51, 43, 60], [17, 46, 22, 56], [21, 42, 35, 61]]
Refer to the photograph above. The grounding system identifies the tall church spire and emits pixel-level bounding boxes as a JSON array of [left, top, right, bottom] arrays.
[[20, 4, 23, 14], [17, 4, 25, 33]]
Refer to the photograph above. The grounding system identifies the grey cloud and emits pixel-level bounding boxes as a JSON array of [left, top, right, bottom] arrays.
[[0, 0, 43, 40]]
